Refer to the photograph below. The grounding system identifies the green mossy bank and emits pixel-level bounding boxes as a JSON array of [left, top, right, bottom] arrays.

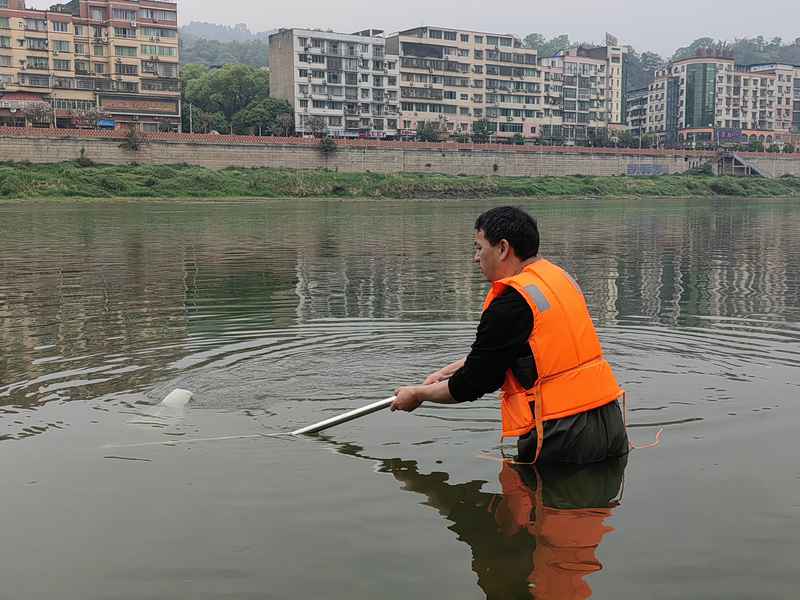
[[2, 162, 800, 199]]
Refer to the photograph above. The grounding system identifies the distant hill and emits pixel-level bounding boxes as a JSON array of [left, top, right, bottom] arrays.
[[179, 22, 275, 67], [181, 21, 273, 42]]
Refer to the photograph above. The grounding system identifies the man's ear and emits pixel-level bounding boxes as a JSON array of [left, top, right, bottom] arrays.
[[498, 239, 511, 260]]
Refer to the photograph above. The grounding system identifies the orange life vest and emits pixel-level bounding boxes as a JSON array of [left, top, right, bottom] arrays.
[[482, 258, 623, 461]]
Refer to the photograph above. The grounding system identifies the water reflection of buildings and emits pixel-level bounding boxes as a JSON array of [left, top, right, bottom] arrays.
[[332, 440, 627, 600], [290, 200, 800, 328], [3, 200, 799, 407]]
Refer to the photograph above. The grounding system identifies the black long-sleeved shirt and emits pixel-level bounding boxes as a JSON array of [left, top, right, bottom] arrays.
[[448, 287, 535, 403]]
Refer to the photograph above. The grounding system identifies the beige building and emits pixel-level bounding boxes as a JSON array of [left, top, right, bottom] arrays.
[[386, 26, 541, 140], [641, 54, 800, 146], [0, 0, 180, 130], [269, 28, 399, 138]]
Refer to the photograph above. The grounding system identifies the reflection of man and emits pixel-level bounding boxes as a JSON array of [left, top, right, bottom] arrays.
[[495, 459, 626, 600], [392, 206, 628, 463], [366, 448, 627, 600]]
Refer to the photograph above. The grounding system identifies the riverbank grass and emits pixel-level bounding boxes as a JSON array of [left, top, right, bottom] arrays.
[[2, 162, 799, 199]]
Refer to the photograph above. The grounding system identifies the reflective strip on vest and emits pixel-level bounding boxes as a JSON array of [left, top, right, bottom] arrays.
[[523, 284, 550, 312]]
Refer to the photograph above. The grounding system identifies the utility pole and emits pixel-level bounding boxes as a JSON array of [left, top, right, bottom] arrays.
[[189, 103, 193, 134]]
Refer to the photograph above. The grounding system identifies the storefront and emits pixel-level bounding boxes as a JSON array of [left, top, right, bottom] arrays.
[[0, 92, 52, 127], [97, 94, 180, 132]]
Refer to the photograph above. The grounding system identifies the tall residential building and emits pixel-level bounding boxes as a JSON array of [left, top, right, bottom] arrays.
[[570, 44, 627, 123], [386, 26, 541, 140], [636, 54, 800, 146], [0, 0, 180, 131], [537, 46, 618, 144], [269, 28, 399, 138], [625, 87, 648, 138]]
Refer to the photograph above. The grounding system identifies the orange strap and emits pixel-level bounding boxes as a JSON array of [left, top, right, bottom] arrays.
[[533, 393, 544, 463]]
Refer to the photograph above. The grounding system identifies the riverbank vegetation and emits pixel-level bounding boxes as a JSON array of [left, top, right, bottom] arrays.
[[2, 162, 800, 199]]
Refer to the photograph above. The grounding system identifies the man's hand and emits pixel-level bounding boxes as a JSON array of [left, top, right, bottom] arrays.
[[391, 386, 425, 412]]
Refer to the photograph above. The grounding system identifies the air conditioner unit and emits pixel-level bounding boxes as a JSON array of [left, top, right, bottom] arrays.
[[130, 21, 137, 28]]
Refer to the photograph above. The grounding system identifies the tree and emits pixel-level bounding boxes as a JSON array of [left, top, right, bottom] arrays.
[[416, 121, 441, 142], [231, 97, 294, 135], [523, 33, 546, 50], [23, 104, 53, 126], [672, 37, 717, 61], [471, 119, 495, 143], [184, 63, 269, 126], [273, 113, 294, 137], [522, 33, 572, 58], [305, 115, 327, 137]]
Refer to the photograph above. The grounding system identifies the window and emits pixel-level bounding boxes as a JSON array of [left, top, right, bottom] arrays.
[[25, 19, 47, 31], [140, 27, 176, 39], [52, 21, 69, 33], [460, 34, 469, 43], [93, 45, 105, 57], [141, 45, 176, 57], [475, 36, 483, 44], [298, 68, 308, 78], [74, 25, 84, 36], [115, 63, 137, 75], [139, 9, 176, 22], [429, 29, 443, 39], [0, 16, 8, 28], [0, 54, 10, 67], [443, 31, 457, 41], [53, 59, 71, 70], [328, 116, 342, 126], [74, 42, 88, 55], [53, 39, 70, 52], [90, 8, 106, 21], [112, 8, 137, 20], [114, 27, 136, 38], [141, 60, 177, 77], [92, 63, 106, 74], [115, 46, 137, 57], [486, 36, 498, 45], [53, 77, 74, 88], [52, 98, 96, 111], [0, 36, 10, 49], [0, 0, 7, 8], [75, 60, 90, 73], [26, 37, 49, 50], [26, 56, 49, 70]]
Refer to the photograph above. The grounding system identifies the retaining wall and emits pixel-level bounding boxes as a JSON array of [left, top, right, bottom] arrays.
[[4, 126, 797, 178]]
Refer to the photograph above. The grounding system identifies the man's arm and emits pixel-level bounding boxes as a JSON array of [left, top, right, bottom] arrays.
[[391, 380, 459, 412], [393, 289, 534, 413], [423, 357, 466, 385]]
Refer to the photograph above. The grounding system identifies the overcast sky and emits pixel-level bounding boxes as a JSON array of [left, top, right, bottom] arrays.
[[26, 0, 799, 57]]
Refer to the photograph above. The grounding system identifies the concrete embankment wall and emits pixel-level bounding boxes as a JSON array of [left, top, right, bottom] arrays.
[[4, 126, 798, 178], [744, 154, 800, 178]]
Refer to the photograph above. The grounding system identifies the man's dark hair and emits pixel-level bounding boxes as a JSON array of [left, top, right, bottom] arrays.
[[475, 206, 539, 260]]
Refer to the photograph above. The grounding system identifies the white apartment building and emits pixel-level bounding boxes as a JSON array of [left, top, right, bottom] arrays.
[[639, 55, 800, 146], [268, 28, 399, 138]]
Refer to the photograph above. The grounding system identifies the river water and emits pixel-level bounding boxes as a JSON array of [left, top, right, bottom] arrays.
[[1, 198, 799, 599]]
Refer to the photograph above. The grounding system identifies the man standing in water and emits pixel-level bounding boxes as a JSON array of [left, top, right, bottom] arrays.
[[391, 206, 628, 463]]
